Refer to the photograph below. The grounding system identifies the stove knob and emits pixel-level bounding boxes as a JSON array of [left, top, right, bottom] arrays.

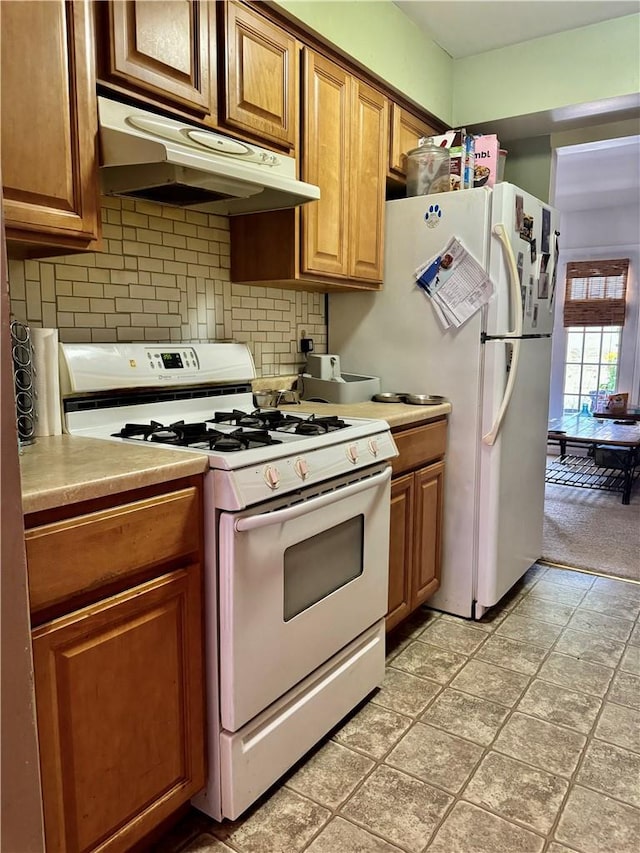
[[263, 465, 280, 490], [294, 458, 309, 480], [368, 438, 379, 457], [346, 443, 359, 464]]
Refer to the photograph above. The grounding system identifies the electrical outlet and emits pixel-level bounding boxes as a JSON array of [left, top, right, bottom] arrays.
[[296, 325, 307, 351]]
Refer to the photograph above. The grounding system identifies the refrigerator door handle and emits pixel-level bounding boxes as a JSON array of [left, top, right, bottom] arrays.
[[482, 225, 523, 446], [492, 223, 523, 338], [482, 338, 521, 445]]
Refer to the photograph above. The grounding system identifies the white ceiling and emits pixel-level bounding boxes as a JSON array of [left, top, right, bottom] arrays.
[[394, 0, 639, 59], [554, 135, 640, 212], [392, 0, 640, 213]]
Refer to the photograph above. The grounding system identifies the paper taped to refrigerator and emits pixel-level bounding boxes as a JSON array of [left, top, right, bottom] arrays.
[[415, 237, 494, 329]]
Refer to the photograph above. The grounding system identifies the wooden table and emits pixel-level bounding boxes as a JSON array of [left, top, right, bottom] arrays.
[[547, 414, 640, 504]]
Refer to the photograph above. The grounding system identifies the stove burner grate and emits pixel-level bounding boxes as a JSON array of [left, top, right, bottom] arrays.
[[209, 428, 282, 452]]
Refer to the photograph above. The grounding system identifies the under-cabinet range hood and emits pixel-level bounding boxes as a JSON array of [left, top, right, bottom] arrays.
[[97, 97, 320, 216]]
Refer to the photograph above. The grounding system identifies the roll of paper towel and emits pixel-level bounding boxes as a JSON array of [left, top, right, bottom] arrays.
[[31, 328, 62, 436]]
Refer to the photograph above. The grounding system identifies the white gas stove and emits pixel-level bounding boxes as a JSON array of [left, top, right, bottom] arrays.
[[59, 341, 396, 821], [60, 342, 397, 509]]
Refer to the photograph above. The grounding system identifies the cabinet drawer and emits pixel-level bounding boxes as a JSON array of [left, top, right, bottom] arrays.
[[26, 487, 200, 613], [391, 419, 447, 476]]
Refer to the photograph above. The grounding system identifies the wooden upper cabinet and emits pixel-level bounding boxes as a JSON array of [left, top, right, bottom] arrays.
[[98, 0, 214, 116], [388, 102, 438, 180], [302, 50, 351, 278], [229, 48, 387, 291], [1, 0, 100, 257], [221, 1, 297, 148], [349, 79, 387, 281]]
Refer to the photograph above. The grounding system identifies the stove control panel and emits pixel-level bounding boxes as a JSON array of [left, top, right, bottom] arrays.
[[59, 342, 256, 393], [213, 430, 399, 510], [147, 347, 199, 373]]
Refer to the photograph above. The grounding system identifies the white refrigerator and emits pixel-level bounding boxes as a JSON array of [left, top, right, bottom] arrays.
[[328, 183, 560, 619]]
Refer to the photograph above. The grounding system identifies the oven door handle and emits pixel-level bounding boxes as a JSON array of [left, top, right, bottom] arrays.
[[234, 465, 391, 532]]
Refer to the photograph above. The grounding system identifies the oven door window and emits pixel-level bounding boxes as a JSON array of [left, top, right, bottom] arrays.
[[283, 515, 364, 621]]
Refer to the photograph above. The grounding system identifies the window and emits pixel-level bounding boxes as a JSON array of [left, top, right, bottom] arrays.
[[563, 326, 622, 413], [561, 259, 629, 414]]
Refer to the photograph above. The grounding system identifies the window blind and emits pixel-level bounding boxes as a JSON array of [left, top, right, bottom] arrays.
[[563, 258, 629, 327]]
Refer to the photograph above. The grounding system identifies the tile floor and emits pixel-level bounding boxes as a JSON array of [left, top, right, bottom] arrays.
[[157, 564, 640, 853]]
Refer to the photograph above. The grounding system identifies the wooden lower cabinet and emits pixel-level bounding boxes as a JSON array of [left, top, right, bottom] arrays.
[[26, 479, 206, 853], [386, 420, 446, 632]]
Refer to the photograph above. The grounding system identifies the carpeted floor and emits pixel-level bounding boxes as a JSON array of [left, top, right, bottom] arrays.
[[542, 481, 640, 581]]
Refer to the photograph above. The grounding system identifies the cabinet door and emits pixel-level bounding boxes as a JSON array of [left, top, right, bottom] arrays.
[[222, 1, 297, 148], [1, 0, 100, 255], [301, 49, 350, 278], [32, 568, 205, 853], [412, 461, 445, 606], [348, 80, 388, 282], [386, 474, 414, 632], [103, 0, 213, 115], [388, 102, 438, 179]]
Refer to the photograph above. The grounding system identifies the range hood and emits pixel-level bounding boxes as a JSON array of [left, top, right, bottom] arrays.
[[97, 97, 320, 216]]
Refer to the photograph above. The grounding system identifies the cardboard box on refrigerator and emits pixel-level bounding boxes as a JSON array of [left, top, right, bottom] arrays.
[[419, 129, 474, 191], [473, 134, 500, 187]]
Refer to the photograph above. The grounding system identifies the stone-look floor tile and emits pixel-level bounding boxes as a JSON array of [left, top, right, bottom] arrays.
[[474, 634, 548, 675], [630, 621, 640, 646], [464, 751, 568, 833], [386, 721, 483, 793], [152, 809, 214, 852], [577, 739, 640, 807], [554, 627, 626, 668], [305, 817, 404, 853], [608, 671, 640, 710], [332, 703, 412, 759], [428, 801, 545, 853], [511, 597, 575, 626], [213, 788, 330, 853], [441, 608, 507, 633], [417, 619, 487, 655], [494, 713, 586, 777], [543, 567, 595, 589], [555, 785, 640, 853], [537, 652, 613, 698], [421, 688, 509, 745], [450, 659, 530, 707], [568, 608, 634, 642], [371, 667, 441, 718], [495, 613, 563, 649], [390, 640, 467, 684], [619, 644, 640, 676], [595, 701, 640, 752], [399, 608, 441, 639], [285, 741, 374, 808], [591, 575, 640, 600], [341, 764, 452, 853], [181, 835, 237, 852], [384, 631, 412, 663], [528, 580, 587, 606], [547, 844, 580, 853], [580, 588, 640, 620], [517, 679, 602, 734]]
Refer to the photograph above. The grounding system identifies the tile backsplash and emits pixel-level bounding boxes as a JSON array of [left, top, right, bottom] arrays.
[[8, 196, 326, 377]]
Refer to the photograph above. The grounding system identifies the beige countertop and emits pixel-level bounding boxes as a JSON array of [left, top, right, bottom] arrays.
[[20, 435, 208, 515], [20, 402, 449, 515], [285, 400, 451, 428]]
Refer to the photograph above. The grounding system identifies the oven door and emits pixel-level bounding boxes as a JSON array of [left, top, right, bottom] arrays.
[[218, 463, 391, 731]]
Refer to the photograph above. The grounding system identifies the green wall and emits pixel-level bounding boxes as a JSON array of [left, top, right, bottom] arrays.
[[452, 15, 640, 127], [503, 137, 552, 203], [274, 0, 454, 124], [276, 3, 639, 136]]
